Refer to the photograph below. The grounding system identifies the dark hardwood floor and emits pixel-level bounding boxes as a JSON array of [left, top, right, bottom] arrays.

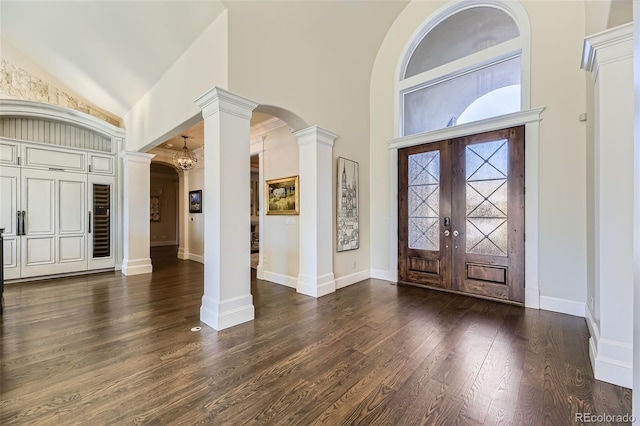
[[0, 247, 632, 425]]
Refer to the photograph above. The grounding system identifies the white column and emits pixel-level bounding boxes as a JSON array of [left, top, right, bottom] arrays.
[[633, 1, 640, 411], [582, 23, 633, 388], [293, 126, 337, 297], [194, 87, 258, 331], [119, 151, 154, 275], [177, 170, 190, 260]]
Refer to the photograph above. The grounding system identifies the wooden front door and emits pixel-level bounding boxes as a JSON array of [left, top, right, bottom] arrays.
[[398, 126, 525, 303]]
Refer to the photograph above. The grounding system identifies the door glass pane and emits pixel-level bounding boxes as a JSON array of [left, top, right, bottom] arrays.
[[93, 184, 110, 258], [465, 140, 508, 256], [408, 151, 440, 250]]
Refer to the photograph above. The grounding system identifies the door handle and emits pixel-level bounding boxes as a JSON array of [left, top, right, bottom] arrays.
[[443, 230, 450, 237], [16, 210, 21, 236], [21, 211, 26, 235], [88, 212, 92, 233]]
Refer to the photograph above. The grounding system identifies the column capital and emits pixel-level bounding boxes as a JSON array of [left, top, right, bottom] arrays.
[[582, 23, 633, 75], [293, 126, 338, 148], [119, 150, 155, 165], [194, 87, 259, 120]]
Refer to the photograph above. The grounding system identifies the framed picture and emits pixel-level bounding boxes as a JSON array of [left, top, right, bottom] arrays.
[[189, 190, 202, 213], [337, 157, 359, 251], [266, 176, 299, 215], [150, 196, 160, 222]]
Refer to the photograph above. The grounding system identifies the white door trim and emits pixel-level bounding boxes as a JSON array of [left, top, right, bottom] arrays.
[[388, 107, 544, 308]]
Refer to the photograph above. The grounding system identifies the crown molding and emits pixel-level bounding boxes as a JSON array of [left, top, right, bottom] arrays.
[[250, 117, 287, 140]]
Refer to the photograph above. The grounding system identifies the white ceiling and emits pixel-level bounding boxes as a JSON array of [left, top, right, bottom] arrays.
[[158, 111, 276, 151], [0, 1, 226, 118]]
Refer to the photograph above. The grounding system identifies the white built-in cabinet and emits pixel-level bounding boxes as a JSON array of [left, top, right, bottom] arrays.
[[1, 139, 116, 280]]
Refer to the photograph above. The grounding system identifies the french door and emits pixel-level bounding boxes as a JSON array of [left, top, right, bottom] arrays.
[[398, 126, 525, 303]]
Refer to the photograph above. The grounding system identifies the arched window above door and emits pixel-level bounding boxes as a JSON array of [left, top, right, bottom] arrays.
[[399, 3, 529, 136]]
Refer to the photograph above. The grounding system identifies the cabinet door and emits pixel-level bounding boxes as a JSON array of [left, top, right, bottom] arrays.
[[0, 166, 21, 279], [88, 175, 115, 270], [21, 169, 87, 277]]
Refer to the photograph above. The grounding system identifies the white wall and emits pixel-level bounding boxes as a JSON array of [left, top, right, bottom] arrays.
[[633, 0, 640, 412], [187, 149, 205, 261], [124, 11, 228, 152], [370, 1, 588, 308], [261, 125, 299, 285], [227, 1, 407, 287]]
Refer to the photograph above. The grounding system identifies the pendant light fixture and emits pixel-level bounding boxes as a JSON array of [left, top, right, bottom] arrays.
[[173, 135, 198, 171]]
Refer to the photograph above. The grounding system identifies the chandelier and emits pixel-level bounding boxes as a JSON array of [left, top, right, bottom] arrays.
[[173, 135, 198, 171]]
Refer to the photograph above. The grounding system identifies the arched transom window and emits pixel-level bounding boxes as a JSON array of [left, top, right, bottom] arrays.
[[400, 5, 525, 136]]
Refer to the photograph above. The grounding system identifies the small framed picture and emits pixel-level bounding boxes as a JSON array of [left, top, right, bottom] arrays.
[[189, 190, 202, 213], [265, 176, 299, 215]]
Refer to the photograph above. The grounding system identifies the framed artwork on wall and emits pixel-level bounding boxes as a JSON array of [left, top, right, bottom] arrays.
[[337, 157, 359, 251], [265, 176, 299, 215], [150, 196, 160, 222], [189, 190, 202, 213]]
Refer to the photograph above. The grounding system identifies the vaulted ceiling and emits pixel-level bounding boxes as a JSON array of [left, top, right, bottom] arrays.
[[0, 1, 226, 118]]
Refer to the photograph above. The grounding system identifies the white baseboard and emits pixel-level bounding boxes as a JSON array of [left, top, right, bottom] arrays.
[[262, 270, 297, 288], [589, 337, 633, 389], [200, 294, 254, 331], [150, 240, 178, 247], [336, 270, 370, 289], [586, 305, 633, 388], [524, 286, 540, 309], [121, 258, 153, 276], [539, 295, 585, 317], [370, 268, 396, 282], [297, 273, 336, 297], [187, 253, 204, 264]]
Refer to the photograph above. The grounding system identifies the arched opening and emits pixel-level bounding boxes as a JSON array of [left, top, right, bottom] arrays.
[[149, 162, 180, 269]]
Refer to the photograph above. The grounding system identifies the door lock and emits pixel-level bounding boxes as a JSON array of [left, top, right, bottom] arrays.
[[444, 217, 450, 227]]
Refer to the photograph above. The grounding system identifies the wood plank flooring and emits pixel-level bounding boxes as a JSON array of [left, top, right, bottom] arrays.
[[0, 247, 632, 425]]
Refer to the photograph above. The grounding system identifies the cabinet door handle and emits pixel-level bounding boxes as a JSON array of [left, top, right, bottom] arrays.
[[88, 212, 92, 233], [21, 211, 26, 235], [16, 210, 21, 236]]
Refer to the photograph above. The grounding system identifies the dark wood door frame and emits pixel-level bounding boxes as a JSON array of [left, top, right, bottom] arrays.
[[398, 126, 525, 304]]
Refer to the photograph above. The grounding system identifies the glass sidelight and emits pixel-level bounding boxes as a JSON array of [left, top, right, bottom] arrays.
[[92, 184, 110, 258]]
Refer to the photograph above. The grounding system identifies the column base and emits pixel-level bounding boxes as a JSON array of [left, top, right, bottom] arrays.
[[200, 294, 255, 331], [121, 258, 153, 276], [297, 273, 336, 298], [256, 264, 264, 280], [177, 247, 187, 259]]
